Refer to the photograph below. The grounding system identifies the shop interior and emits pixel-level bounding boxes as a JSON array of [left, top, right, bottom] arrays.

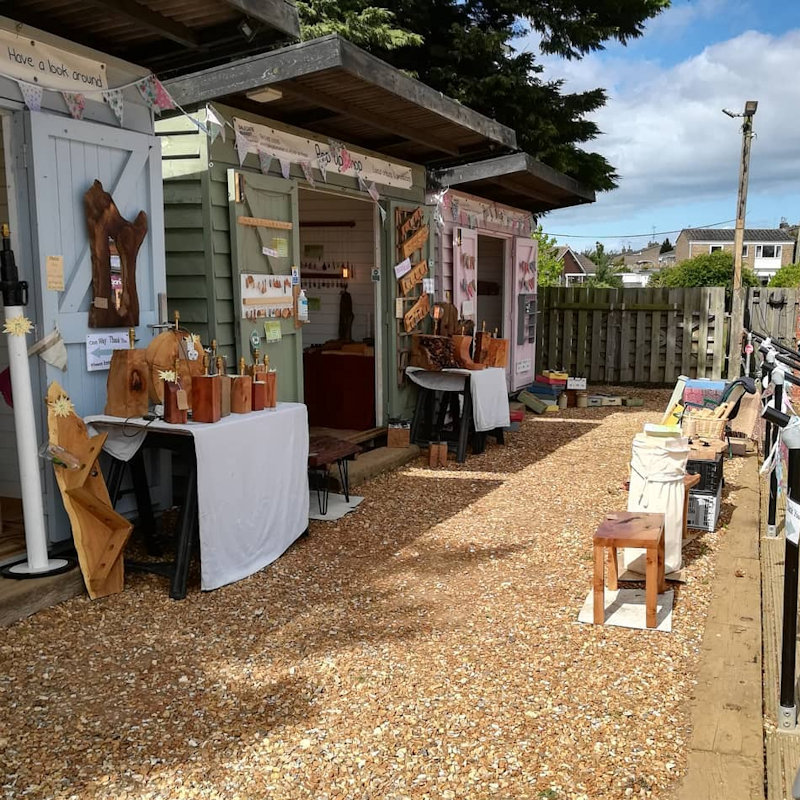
[[476, 234, 506, 338], [299, 188, 380, 438], [0, 113, 25, 566]]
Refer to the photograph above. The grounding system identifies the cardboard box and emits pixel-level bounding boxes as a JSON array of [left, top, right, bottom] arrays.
[[729, 437, 748, 456], [387, 427, 410, 448]]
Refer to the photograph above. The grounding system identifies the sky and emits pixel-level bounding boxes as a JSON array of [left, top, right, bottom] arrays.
[[524, 0, 800, 254]]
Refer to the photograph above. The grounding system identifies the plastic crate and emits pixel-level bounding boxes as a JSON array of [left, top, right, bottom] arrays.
[[686, 454, 724, 495], [687, 485, 722, 532]]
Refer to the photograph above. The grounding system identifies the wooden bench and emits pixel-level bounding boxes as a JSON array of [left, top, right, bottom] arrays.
[[593, 511, 666, 628]]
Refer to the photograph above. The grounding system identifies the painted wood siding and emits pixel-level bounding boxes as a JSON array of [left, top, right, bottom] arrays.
[[299, 189, 376, 345]]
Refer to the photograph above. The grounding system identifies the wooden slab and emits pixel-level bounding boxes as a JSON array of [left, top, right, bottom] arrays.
[[237, 215, 293, 230], [105, 348, 149, 418], [264, 372, 277, 408], [252, 380, 266, 411], [231, 375, 252, 413], [191, 375, 221, 423], [219, 374, 231, 417]]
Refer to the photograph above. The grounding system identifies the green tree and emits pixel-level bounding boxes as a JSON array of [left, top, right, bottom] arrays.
[[660, 237, 672, 254], [648, 251, 758, 289], [296, 0, 669, 191], [585, 242, 623, 288], [532, 225, 563, 287], [768, 263, 800, 288]]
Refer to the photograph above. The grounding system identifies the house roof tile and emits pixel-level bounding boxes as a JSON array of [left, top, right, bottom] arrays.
[[682, 228, 795, 243]]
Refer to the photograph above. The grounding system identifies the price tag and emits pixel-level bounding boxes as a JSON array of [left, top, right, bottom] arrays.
[[787, 498, 800, 545], [176, 389, 189, 411]]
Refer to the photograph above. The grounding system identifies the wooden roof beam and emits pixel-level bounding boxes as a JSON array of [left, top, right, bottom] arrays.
[[81, 0, 201, 49], [220, 0, 300, 38]]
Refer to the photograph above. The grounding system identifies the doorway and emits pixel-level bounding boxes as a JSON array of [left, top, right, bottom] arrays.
[[477, 234, 506, 338], [298, 188, 381, 437]]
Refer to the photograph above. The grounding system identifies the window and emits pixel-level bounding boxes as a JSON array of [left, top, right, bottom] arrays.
[[756, 244, 782, 258], [742, 245, 748, 258], [709, 244, 723, 253]]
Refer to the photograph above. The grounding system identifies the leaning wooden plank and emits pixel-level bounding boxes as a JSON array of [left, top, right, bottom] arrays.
[[710, 287, 726, 380], [237, 215, 293, 230], [680, 288, 697, 378], [696, 287, 710, 378]]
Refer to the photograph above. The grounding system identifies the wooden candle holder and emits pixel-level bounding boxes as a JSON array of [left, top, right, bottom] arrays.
[[163, 380, 188, 424], [483, 338, 509, 368], [192, 375, 222, 423], [474, 331, 490, 364], [252, 380, 267, 411], [219, 374, 231, 417], [264, 372, 277, 408], [451, 334, 487, 370], [231, 375, 252, 413], [105, 348, 149, 417]]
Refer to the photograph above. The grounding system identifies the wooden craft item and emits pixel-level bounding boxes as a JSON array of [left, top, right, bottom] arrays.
[[47, 382, 132, 599], [399, 207, 423, 239], [400, 225, 429, 260], [252, 380, 267, 411], [231, 375, 253, 413], [237, 216, 293, 230], [451, 334, 487, 370], [85, 180, 147, 328], [484, 338, 509, 368], [163, 380, 188, 424], [219, 374, 232, 417], [474, 331, 490, 363], [264, 371, 277, 408], [410, 334, 458, 370], [404, 292, 431, 333], [433, 302, 459, 337], [104, 330, 149, 417], [145, 327, 204, 404], [399, 260, 428, 296], [192, 375, 222, 423]]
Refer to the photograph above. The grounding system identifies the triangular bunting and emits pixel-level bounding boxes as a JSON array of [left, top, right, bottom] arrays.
[[258, 150, 272, 175], [152, 78, 175, 111], [300, 160, 315, 187], [340, 146, 354, 172], [62, 91, 85, 120], [378, 205, 387, 225], [316, 156, 328, 182], [357, 174, 368, 192], [235, 130, 249, 165], [206, 105, 226, 144], [367, 182, 380, 203], [135, 76, 158, 110], [103, 88, 124, 126], [19, 82, 42, 112], [279, 159, 291, 180]]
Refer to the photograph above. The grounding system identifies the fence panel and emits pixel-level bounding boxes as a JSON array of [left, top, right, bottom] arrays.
[[746, 287, 799, 349]]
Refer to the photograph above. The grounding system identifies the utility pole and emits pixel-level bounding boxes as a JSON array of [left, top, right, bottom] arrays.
[[724, 100, 758, 378]]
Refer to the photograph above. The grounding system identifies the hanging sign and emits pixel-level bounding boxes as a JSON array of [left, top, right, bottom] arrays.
[[234, 118, 413, 190], [0, 30, 107, 92], [85, 332, 128, 372], [45, 255, 64, 290]]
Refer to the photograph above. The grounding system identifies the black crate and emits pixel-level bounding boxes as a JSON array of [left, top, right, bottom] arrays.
[[686, 455, 724, 495]]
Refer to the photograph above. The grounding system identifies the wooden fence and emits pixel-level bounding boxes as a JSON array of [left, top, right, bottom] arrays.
[[745, 287, 799, 348], [536, 287, 727, 383]]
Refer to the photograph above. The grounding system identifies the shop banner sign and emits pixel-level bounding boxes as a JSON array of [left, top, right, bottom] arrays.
[[234, 118, 413, 190], [86, 332, 128, 372], [0, 31, 107, 92]]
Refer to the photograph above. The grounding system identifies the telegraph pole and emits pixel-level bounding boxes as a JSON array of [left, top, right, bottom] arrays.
[[724, 100, 758, 378]]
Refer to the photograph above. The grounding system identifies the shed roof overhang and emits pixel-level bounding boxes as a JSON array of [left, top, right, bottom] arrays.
[[429, 153, 595, 214], [165, 35, 518, 165], [0, 0, 300, 75]]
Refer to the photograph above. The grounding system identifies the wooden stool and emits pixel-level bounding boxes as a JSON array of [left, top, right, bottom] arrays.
[[683, 472, 701, 540], [593, 511, 666, 628]]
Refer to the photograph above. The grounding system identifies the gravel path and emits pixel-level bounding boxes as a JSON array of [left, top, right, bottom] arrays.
[[0, 389, 742, 800]]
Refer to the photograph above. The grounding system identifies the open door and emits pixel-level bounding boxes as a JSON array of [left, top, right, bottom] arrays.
[[228, 170, 302, 402], [511, 236, 537, 391], [452, 227, 478, 329]]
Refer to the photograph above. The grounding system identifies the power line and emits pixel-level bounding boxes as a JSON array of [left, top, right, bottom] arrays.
[[542, 219, 737, 240]]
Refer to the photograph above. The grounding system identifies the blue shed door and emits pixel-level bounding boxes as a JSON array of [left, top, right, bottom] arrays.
[[24, 112, 166, 541]]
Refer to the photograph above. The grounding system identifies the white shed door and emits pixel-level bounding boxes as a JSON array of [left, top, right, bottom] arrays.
[[24, 112, 166, 540], [511, 236, 537, 391]]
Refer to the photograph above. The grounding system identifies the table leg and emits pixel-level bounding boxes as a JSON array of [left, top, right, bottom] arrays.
[[106, 458, 125, 508], [410, 386, 427, 445], [683, 486, 690, 542], [337, 458, 351, 503], [657, 532, 666, 593], [645, 546, 658, 628], [130, 449, 159, 556], [170, 458, 197, 601], [457, 384, 473, 463], [593, 544, 605, 624], [607, 546, 619, 591]]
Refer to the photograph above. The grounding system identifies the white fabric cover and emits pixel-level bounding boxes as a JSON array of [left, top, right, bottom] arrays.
[[86, 404, 310, 590], [621, 433, 689, 575], [405, 367, 510, 431]]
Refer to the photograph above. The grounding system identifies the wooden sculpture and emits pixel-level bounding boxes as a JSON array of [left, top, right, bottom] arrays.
[[231, 357, 252, 413], [217, 356, 231, 417], [47, 382, 132, 599], [85, 180, 147, 328], [410, 334, 459, 370], [145, 311, 204, 404], [191, 355, 222, 423], [105, 327, 149, 417], [451, 334, 487, 370], [264, 372, 277, 408]]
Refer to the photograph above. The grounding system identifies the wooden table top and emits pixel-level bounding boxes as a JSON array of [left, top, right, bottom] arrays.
[[593, 511, 665, 548], [308, 435, 361, 468]]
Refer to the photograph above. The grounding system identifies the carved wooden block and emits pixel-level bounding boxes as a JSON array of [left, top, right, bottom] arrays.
[[451, 334, 487, 370], [231, 375, 252, 413], [264, 372, 277, 408], [163, 381, 188, 424], [191, 375, 222, 423], [105, 349, 149, 417], [252, 380, 266, 411], [219, 374, 231, 417]]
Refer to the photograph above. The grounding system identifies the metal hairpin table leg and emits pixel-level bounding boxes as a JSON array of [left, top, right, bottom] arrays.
[[337, 458, 350, 503], [170, 457, 197, 601]]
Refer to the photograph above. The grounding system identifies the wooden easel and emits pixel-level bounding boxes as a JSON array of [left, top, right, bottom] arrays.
[[47, 382, 132, 599]]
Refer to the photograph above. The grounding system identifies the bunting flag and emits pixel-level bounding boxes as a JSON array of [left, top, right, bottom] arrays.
[[258, 149, 272, 175], [206, 105, 226, 144], [279, 159, 291, 180], [316, 156, 328, 182], [62, 91, 85, 120], [19, 82, 42, 112], [340, 146, 354, 172], [357, 174, 368, 193], [103, 88, 124, 126], [135, 76, 158, 109], [378, 205, 387, 225], [235, 130, 249, 165], [367, 182, 380, 203], [153, 78, 174, 111], [299, 160, 315, 187]]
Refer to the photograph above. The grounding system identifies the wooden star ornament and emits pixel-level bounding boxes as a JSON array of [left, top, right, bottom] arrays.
[[3, 315, 33, 336], [49, 395, 75, 418]]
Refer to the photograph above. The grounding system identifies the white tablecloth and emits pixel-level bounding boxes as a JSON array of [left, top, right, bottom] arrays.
[[405, 367, 510, 431], [86, 404, 309, 591]]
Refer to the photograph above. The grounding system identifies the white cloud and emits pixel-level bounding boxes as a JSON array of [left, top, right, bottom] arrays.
[[538, 28, 800, 238]]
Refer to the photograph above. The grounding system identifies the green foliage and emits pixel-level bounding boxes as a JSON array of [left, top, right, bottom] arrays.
[[648, 251, 758, 289], [768, 263, 800, 288], [660, 237, 672, 254], [296, 0, 670, 191], [585, 242, 623, 288], [532, 225, 563, 287]]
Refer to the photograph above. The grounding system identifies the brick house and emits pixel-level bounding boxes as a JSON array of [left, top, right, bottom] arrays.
[[556, 245, 597, 285], [675, 227, 797, 284]]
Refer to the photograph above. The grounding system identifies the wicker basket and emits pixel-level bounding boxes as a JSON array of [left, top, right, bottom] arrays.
[[681, 411, 727, 440]]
